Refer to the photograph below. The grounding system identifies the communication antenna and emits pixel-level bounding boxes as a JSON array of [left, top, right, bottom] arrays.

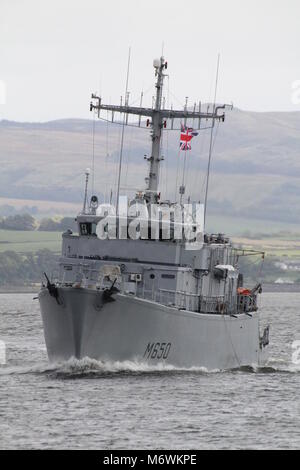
[[203, 54, 220, 231], [83, 168, 91, 214], [116, 47, 131, 215], [91, 111, 95, 194]]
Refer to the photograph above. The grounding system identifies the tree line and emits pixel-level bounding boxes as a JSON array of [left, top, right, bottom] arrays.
[[0, 249, 58, 287], [0, 214, 77, 232]]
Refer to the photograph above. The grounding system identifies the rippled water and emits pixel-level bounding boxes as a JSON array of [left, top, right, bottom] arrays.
[[0, 292, 299, 449]]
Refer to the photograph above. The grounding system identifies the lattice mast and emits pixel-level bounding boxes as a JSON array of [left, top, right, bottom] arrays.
[[90, 57, 226, 203]]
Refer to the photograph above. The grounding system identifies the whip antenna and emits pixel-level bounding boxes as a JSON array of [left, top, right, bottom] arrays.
[[116, 47, 131, 215], [203, 53, 220, 231]]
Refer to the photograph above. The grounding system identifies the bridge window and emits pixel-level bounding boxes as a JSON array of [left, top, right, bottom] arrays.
[[80, 222, 97, 236]]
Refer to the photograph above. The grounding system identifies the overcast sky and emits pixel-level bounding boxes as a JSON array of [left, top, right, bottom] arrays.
[[1, 0, 300, 121]]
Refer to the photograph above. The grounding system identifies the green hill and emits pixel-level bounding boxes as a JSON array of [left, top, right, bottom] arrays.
[[1, 109, 300, 231]]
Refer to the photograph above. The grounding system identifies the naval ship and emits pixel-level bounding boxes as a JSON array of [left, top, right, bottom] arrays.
[[39, 57, 269, 370]]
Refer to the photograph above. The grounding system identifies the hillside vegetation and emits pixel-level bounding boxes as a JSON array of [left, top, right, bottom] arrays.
[[1, 109, 300, 228]]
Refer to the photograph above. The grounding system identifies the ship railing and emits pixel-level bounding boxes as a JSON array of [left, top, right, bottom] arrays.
[[133, 287, 199, 311], [135, 288, 160, 303], [156, 288, 200, 311], [199, 295, 229, 314], [237, 294, 258, 313], [58, 265, 105, 288]]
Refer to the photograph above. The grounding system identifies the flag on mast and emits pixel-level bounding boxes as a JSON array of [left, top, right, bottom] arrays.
[[179, 124, 198, 151]]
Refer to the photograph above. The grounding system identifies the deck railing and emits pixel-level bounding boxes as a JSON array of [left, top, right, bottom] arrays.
[[237, 294, 258, 313], [52, 265, 258, 315], [200, 295, 228, 314], [158, 289, 200, 311]]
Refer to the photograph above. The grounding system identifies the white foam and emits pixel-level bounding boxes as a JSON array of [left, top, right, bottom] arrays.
[[261, 356, 300, 373], [50, 357, 219, 375], [0, 357, 220, 376], [2, 355, 299, 377]]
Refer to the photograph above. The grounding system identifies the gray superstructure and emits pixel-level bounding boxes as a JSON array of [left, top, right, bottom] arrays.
[[39, 57, 269, 369]]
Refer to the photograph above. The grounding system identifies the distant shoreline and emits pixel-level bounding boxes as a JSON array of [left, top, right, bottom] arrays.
[[0, 287, 39, 294], [262, 283, 299, 293]]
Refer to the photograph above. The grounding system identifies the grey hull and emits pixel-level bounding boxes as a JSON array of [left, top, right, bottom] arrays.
[[39, 287, 264, 370]]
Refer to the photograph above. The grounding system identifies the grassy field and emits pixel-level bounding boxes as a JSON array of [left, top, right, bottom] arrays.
[[207, 214, 300, 237], [0, 227, 299, 259], [206, 214, 300, 258], [0, 230, 62, 253], [232, 236, 300, 258]]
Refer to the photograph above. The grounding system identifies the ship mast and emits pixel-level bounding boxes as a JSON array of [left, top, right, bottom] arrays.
[[90, 57, 226, 205], [146, 57, 166, 202]]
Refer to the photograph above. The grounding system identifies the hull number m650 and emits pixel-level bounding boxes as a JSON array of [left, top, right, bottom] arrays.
[[143, 342, 171, 360]]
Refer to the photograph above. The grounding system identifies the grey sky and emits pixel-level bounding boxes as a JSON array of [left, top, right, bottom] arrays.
[[1, 0, 300, 121]]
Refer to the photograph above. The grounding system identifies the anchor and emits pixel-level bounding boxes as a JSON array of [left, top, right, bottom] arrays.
[[44, 273, 60, 304], [102, 278, 119, 303], [260, 325, 270, 349], [94, 278, 120, 311]]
